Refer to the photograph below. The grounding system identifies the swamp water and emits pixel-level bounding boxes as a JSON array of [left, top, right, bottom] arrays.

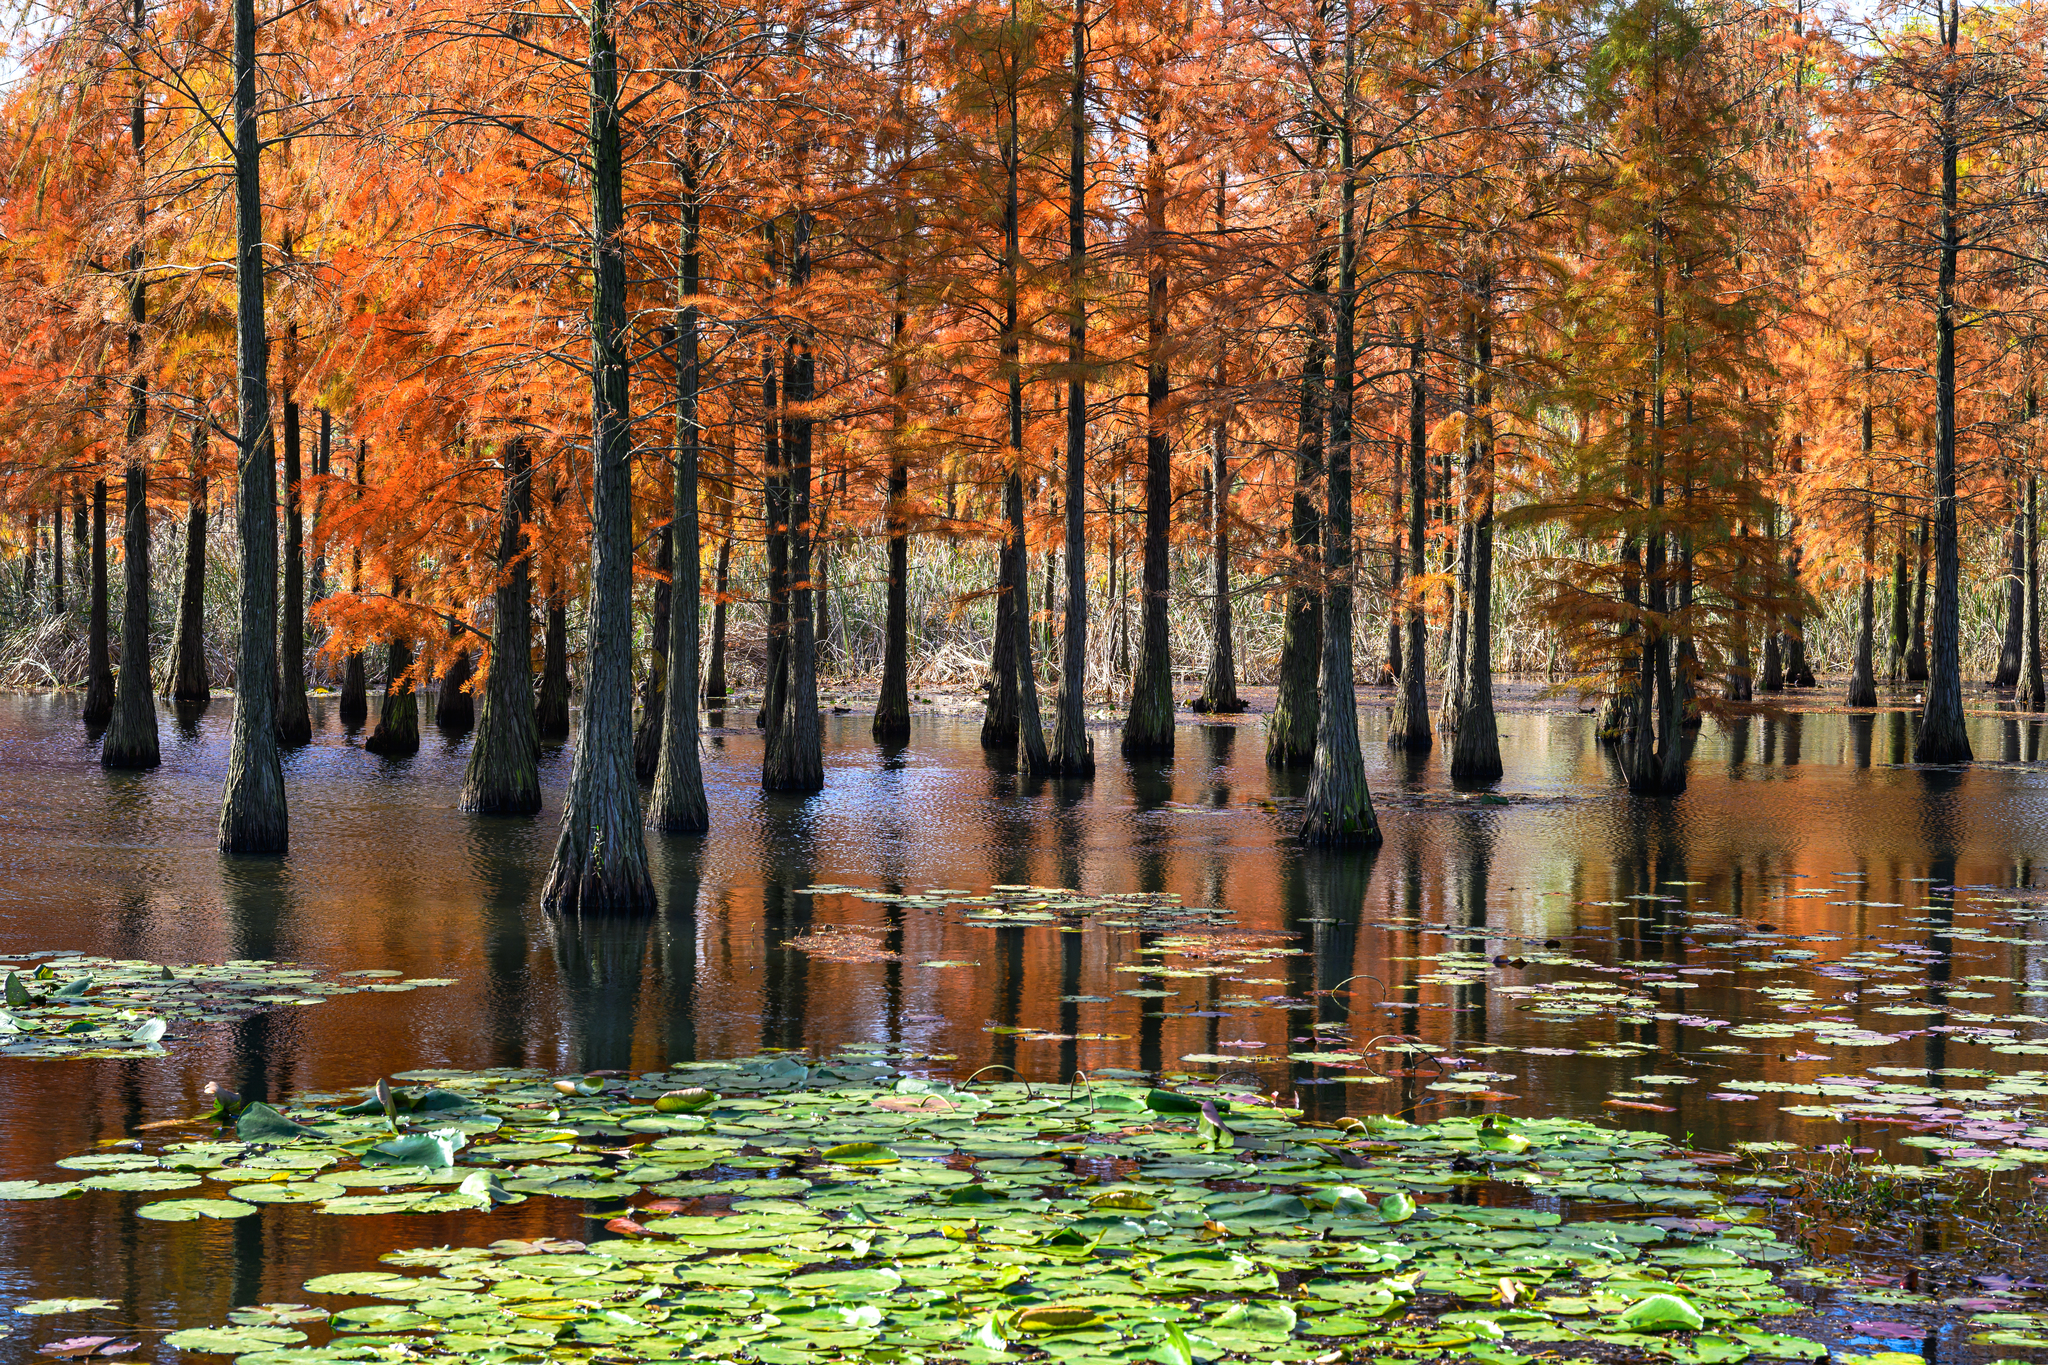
[[1, 690, 2047, 1364]]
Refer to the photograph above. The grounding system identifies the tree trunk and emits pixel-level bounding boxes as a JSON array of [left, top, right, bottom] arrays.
[[815, 528, 833, 676], [1049, 0, 1093, 777], [1122, 90, 1175, 761], [1383, 430, 1402, 685], [1998, 499, 2024, 686], [2018, 473, 2042, 711], [1907, 513, 1930, 683], [1267, 275, 1325, 768], [103, 37, 157, 769], [1847, 507, 1878, 707], [1915, 14, 1970, 762], [50, 488, 63, 613], [652, 128, 709, 833], [436, 628, 476, 732], [165, 441, 210, 703], [310, 409, 330, 620], [1389, 320, 1432, 749], [338, 439, 369, 728], [706, 533, 730, 703], [82, 477, 113, 724], [217, 0, 287, 854], [633, 523, 670, 780], [1847, 386, 1879, 708], [365, 626, 419, 757], [104, 461, 160, 767], [764, 326, 824, 792], [536, 580, 571, 738], [1448, 297, 1502, 781], [544, 0, 657, 913], [275, 397, 313, 745], [1198, 403, 1240, 714], [461, 437, 541, 814], [1299, 63, 1380, 848], [759, 344, 788, 735]]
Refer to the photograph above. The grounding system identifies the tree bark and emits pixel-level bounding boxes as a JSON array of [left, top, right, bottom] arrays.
[[544, 0, 657, 913], [1389, 320, 1432, 749], [82, 477, 113, 724], [652, 125, 709, 833], [462, 437, 541, 814], [217, 0, 287, 853], [275, 396, 313, 745], [1299, 58, 1380, 848], [165, 437, 209, 703]]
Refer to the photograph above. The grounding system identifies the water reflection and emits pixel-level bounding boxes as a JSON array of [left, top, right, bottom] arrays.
[[3, 692, 2048, 1331]]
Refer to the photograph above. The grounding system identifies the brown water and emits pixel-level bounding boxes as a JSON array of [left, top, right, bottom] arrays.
[[1, 688, 2046, 1344]]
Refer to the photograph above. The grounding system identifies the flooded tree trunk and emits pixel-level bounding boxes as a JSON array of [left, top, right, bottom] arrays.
[[104, 46, 158, 770], [652, 133, 709, 833], [338, 440, 369, 728], [436, 628, 475, 733], [2018, 474, 2042, 712], [705, 533, 730, 703], [1847, 395, 1879, 708], [1448, 298, 1502, 782], [874, 425, 911, 741], [366, 627, 420, 756], [1299, 76, 1380, 848], [544, 0, 657, 913], [165, 441, 210, 703], [1198, 399, 1240, 714], [1848, 510, 1878, 707], [633, 524, 670, 781], [1122, 86, 1174, 761], [82, 478, 113, 725], [759, 346, 788, 736], [1390, 321, 1432, 750], [1383, 430, 1402, 685], [275, 397, 313, 746], [217, 0, 287, 854], [536, 579, 571, 739], [461, 438, 541, 815], [104, 463, 159, 768], [1915, 52, 1971, 764], [764, 324, 824, 793], [1889, 523, 1911, 685], [1998, 501, 2024, 687], [1049, 4, 1093, 777], [1903, 529, 1925, 683], [1267, 280, 1325, 769], [1009, 470, 1050, 775]]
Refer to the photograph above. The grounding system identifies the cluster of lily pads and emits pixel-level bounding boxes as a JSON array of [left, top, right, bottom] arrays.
[[787, 877, 2048, 1182], [0, 954, 454, 1060], [8, 1048, 1883, 1365]]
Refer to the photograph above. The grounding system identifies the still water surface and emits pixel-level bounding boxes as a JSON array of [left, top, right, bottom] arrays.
[[1, 689, 2046, 1339]]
